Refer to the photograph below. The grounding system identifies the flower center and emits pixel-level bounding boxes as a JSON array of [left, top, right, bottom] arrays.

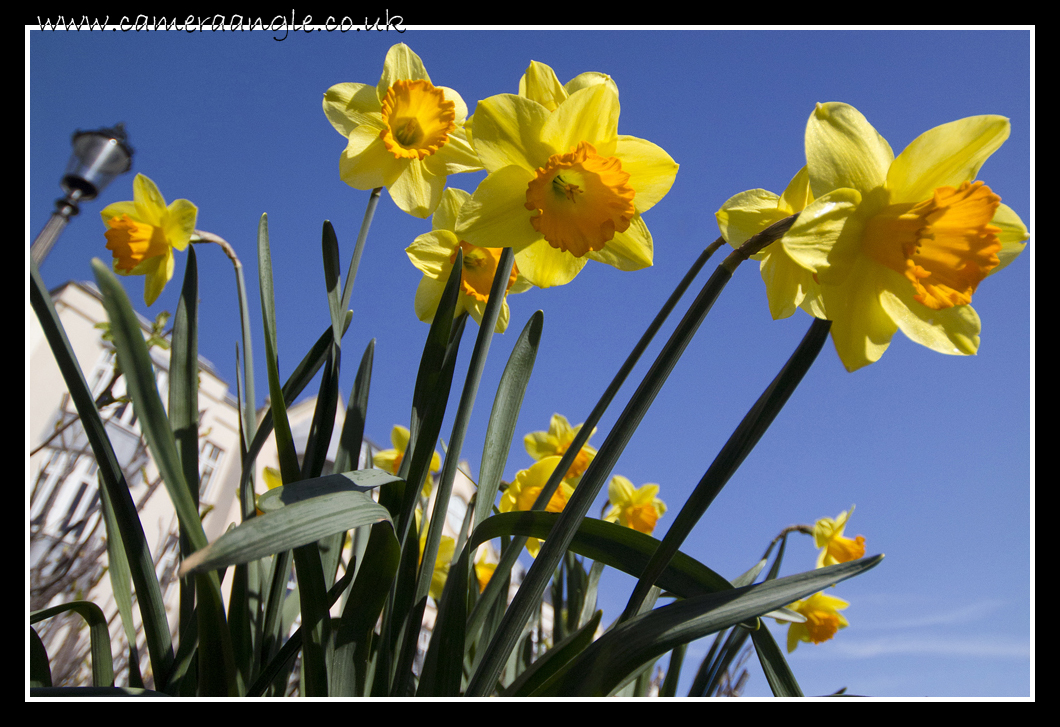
[[553, 440, 592, 479], [449, 241, 520, 302], [524, 141, 636, 257], [828, 535, 866, 563], [862, 181, 1002, 310], [105, 214, 169, 272], [379, 79, 456, 161], [804, 610, 842, 644], [625, 503, 659, 534], [515, 484, 569, 513]]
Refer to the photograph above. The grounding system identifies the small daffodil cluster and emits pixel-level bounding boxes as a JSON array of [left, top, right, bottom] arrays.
[[783, 506, 867, 653], [499, 414, 667, 558]]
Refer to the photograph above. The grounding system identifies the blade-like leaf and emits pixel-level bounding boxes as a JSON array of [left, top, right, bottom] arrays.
[[31, 260, 174, 687], [750, 622, 804, 697], [329, 521, 401, 697], [31, 602, 114, 687], [622, 318, 833, 621], [536, 555, 882, 696], [508, 610, 602, 697], [467, 243, 729, 696], [476, 310, 543, 530], [30, 628, 52, 688], [257, 213, 300, 486], [181, 471, 398, 575], [470, 512, 732, 597]]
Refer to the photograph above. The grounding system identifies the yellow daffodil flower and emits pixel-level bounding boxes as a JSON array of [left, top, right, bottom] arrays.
[[785, 591, 850, 653], [406, 188, 532, 333], [262, 466, 284, 490], [716, 167, 826, 321], [474, 547, 498, 593], [455, 82, 678, 288], [322, 43, 482, 218], [524, 414, 597, 482], [373, 425, 441, 498], [783, 102, 1029, 371], [814, 505, 866, 568], [499, 456, 576, 557], [419, 530, 455, 601], [518, 60, 618, 112], [603, 475, 667, 535], [100, 173, 197, 306]]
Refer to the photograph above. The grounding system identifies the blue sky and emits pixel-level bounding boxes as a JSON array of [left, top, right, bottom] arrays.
[[28, 27, 1032, 697]]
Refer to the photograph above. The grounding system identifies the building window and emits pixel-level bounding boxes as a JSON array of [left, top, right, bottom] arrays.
[[199, 441, 224, 499]]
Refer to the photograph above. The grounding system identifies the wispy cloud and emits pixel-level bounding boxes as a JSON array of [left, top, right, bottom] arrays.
[[822, 635, 1029, 659]]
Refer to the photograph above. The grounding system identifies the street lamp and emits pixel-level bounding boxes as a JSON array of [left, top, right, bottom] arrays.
[[31, 124, 134, 267]]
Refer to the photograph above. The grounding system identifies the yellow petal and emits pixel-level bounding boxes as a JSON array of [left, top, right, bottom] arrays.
[[468, 93, 552, 173], [887, 115, 1010, 204], [879, 275, 981, 356], [820, 256, 899, 372], [141, 252, 174, 306], [806, 102, 893, 198], [133, 173, 167, 226], [586, 216, 653, 271], [514, 238, 589, 288], [163, 198, 198, 252], [432, 188, 472, 232], [456, 164, 541, 252], [989, 203, 1029, 275], [612, 135, 679, 214], [520, 61, 567, 111], [781, 188, 863, 283], [540, 84, 619, 157], [322, 82, 381, 137], [716, 189, 785, 248], [340, 126, 400, 190], [388, 152, 446, 218], [378, 43, 430, 98]]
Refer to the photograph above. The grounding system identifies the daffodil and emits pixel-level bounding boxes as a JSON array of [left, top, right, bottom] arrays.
[[406, 188, 532, 333], [499, 456, 576, 557], [373, 425, 441, 497], [524, 414, 597, 481], [100, 173, 197, 305], [474, 546, 498, 593], [813, 505, 865, 568], [455, 82, 678, 288], [782, 102, 1029, 371], [716, 167, 826, 320], [603, 475, 667, 535], [322, 43, 481, 218], [419, 530, 455, 601], [785, 591, 850, 653], [518, 60, 618, 112]]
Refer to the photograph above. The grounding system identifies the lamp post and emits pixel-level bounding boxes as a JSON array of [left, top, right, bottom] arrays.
[[31, 124, 134, 267]]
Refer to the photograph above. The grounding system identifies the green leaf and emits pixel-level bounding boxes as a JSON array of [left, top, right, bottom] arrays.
[[536, 555, 882, 696], [30, 628, 51, 688], [92, 257, 237, 695], [470, 512, 732, 597], [91, 259, 208, 553], [99, 480, 144, 688], [475, 310, 543, 530], [31, 602, 114, 687], [33, 261, 174, 688], [257, 213, 300, 486], [622, 317, 833, 621], [181, 471, 398, 575], [329, 521, 401, 697], [467, 247, 729, 696], [507, 610, 602, 697], [750, 622, 804, 697]]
